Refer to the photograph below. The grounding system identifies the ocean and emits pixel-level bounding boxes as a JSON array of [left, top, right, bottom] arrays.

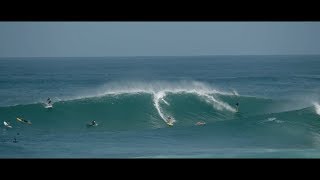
[[1, 55, 320, 158]]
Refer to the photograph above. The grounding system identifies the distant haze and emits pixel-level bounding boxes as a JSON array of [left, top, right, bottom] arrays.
[[0, 22, 320, 57]]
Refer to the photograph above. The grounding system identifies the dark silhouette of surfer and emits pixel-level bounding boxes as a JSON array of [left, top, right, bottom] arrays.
[[47, 97, 52, 105], [235, 102, 239, 112]]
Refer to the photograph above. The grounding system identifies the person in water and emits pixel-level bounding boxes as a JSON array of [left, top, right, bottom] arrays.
[[235, 102, 239, 112], [91, 120, 96, 126], [47, 97, 51, 105], [20, 118, 28, 123]]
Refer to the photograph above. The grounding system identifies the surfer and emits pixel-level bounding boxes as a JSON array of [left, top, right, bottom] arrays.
[[88, 120, 97, 126], [21, 118, 28, 123], [86, 120, 98, 128], [235, 102, 239, 112], [13, 137, 17, 143], [167, 116, 172, 123], [17, 117, 30, 124], [4, 121, 12, 128], [47, 97, 52, 105], [91, 120, 96, 126]]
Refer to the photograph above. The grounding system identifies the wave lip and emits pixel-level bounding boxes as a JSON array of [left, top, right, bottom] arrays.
[[75, 81, 235, 100], [66, 81, 239, 124], [313, 102, 320, 115]]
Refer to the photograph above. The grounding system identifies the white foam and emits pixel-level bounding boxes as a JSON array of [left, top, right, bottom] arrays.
[[153, 91, 170, 122], [76, 80, 234, 99], [259, 117, 284, 124], [66, 81, 238, 118], [232, 89, 239, 96], [313, 102, 320, 115], [161, 98, 170, 105], [33, 81, 238, 120], [267, 117, 277, 121], [201, 94, 237, 112]]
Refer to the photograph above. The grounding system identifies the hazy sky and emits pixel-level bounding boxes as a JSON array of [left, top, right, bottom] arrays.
[[0, 22, 320, 57]]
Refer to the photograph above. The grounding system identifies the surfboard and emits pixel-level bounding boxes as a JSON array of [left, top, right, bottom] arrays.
[[86, 122, 98, 127], [4, 121, 12, 128], [166, 122, 174, 126], [16, 118, 32, 125], [45, 103, 53, 109], [166, 119, 174, 126], [195, 121, 206, 126]]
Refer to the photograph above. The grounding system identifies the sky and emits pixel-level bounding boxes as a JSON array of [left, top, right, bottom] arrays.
[[0, 22, 320, 57]]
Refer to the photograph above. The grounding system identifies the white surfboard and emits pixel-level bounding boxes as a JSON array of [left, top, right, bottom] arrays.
[[16, 117, 32, 125], [45, 103, 53, 109], [4, 121, 12, 128], [195, 121, 206, 126], [165, 118, 174, 126], [166, 121, 174, 126]]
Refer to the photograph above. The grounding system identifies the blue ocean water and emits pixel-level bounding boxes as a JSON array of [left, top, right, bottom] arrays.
[[1, 55, 320, 158]]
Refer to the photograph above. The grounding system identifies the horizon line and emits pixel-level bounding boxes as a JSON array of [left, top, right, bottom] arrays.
[[1, 54, 320, 59]]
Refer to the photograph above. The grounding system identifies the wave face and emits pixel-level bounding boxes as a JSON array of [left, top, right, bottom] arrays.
[[0, 84, 238, 131], [1, 84, 320, 137]]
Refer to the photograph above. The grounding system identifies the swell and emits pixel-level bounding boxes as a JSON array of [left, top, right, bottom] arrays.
[[0, 92, 237, 131], [1, 90, 318, 131]]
